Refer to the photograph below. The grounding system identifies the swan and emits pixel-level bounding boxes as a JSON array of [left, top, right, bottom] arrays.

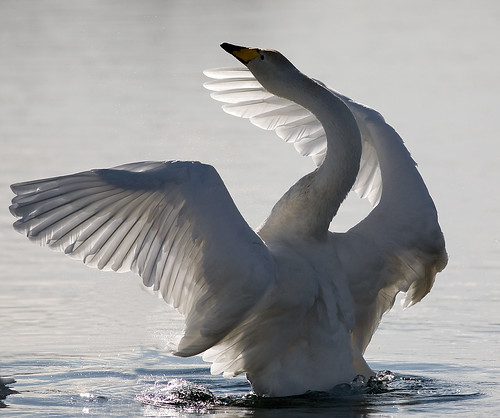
[[9, 43, 447, 397]]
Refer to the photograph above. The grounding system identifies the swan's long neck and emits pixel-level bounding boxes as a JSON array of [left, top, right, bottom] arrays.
[[258, 72, 362, 242]]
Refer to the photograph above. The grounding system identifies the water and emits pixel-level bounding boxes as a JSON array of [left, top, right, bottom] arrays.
[[1, 0, 499, 416]]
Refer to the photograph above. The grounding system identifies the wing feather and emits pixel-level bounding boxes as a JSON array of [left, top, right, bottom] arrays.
[[204, 67, 446, 362], [10, 161, 275, 356], [335, 104, 447, 355], [204, 67, 382, 206], [222, 97, 292, 119]]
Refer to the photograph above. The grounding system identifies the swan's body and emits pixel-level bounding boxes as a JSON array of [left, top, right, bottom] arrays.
[[9, 43, 447, 397]]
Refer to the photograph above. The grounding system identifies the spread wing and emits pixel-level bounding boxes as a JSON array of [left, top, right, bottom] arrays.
[[204, 67, 447, 362], [204, 67, 382, 206], [10, 161, 275, 356], [335, 102, 448, 356]]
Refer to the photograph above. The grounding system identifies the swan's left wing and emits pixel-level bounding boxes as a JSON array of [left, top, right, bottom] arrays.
[[10, 161, 275, 356], [334, 103, 448, 356], [204, 67, 382, 205]]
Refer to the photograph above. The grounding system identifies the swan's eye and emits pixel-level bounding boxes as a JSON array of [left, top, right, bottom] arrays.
[[260, 54, 265, 60]]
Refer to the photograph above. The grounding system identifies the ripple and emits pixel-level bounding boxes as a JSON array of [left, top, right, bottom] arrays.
[[136, 371, 483, 416]]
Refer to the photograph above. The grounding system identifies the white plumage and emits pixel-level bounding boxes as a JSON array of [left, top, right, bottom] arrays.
[[9, 43, 447, 397]]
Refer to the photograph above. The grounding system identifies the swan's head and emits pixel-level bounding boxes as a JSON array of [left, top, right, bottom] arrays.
[[221, 43, 300, 97]]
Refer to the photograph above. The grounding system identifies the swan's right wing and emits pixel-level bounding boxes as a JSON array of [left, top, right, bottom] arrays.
[[204, 67, 382, 206], [10, 161, 275, 356]]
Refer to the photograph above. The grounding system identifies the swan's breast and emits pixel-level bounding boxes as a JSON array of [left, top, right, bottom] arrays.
[[265, 239, 355, 331]]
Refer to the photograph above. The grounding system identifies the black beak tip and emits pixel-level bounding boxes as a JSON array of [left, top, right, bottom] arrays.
[[220, 43, 239, 54]]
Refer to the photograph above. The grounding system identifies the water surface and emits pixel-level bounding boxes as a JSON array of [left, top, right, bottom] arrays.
[[1, 0, 499, 416]]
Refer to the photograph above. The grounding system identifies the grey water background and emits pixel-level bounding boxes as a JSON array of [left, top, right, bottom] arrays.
[[1, 0, 499, 415]]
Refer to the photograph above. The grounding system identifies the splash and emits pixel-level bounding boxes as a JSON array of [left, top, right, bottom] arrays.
[[330, 370, 394, 395], [136, 370, 394, 411], [137, 378, 219, 411]]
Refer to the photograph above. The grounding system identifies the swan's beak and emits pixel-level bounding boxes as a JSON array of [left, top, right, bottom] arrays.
[[221, 43, 260, 64]]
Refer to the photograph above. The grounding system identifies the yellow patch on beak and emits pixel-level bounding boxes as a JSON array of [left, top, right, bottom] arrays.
[[221, 43, 261, 64], [232, 48, 260, 64]]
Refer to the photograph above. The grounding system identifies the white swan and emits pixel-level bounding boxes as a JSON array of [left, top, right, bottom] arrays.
[[9, 43, 447, 397]]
